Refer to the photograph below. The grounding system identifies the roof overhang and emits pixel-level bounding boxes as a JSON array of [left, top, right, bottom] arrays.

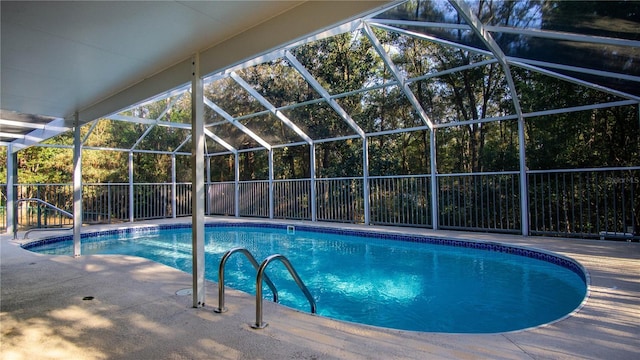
[[1, 0, 394, 150]]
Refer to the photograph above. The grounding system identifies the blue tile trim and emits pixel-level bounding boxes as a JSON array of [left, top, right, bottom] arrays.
[[22, 221, 587, 283]]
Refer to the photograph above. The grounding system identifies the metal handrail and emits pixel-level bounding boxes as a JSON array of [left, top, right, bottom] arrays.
[[252, 254, 316, 329], [18, 198, 72, 218], [16, 198, 73, 239], [214, 247, 278, 313]]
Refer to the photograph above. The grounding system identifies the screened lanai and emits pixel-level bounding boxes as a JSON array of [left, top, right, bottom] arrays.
[[2, 0, 639, 241]]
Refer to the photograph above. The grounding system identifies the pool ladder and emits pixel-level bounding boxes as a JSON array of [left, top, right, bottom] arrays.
[[215, 247, 316, 329]]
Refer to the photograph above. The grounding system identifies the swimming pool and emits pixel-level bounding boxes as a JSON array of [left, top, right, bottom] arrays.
[[24, 223, 588, 333]]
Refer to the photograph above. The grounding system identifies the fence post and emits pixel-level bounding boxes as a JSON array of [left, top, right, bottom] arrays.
[[518, 118, 530, 236], [206, 156, 211, 215], [129, 151, 134, 222], [6, 144, 16, 237], [430, 129, 439, 230], [310, 144, 317, 222], [107, 183, 112, 224], [172, 154, 177, 218], [235, 153, 240, 217], [268, 149, 274, 219], [363, 137, 370, 225]]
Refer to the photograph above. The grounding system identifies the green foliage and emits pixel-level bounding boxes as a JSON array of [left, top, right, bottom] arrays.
[[0, 147, 6, 182], [274, 145, 310, 180], [18, 147, 72, 183]]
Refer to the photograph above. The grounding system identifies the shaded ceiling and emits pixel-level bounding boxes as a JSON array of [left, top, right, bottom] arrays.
[[0, 0, 393, 147]]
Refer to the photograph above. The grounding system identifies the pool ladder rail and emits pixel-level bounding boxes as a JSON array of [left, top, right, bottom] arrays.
[[214, 247, 279, 313], [253, 254, 317, 329], [215, 247, 317, 329]]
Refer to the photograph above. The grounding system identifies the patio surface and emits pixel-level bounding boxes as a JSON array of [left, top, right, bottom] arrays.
[[1, 217, 639, 359]]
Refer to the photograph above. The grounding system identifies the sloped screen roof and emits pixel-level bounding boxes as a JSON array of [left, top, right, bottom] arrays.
[[3, 0, 638, 154]]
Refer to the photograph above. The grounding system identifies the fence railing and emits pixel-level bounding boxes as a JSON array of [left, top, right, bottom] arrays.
[[273, 179, 311, 220], [370, 175, 431, 227], [14, 184, 75, 228], [2, 168, 638, 240], [316, 178, 364, 223], [239, 181, 269, 218], [438, 172, 521, 233], [207, 182, 235, 216], [529, 169, 638, 239]]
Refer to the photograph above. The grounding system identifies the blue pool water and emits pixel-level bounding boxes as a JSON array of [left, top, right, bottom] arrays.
[[25, 224, 587, 333]]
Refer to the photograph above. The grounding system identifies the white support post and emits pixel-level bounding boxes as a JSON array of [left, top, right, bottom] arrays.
[[6, 144, 16, 237], [206, 156, 211, 216], [268, 149, 274, 219], [72, 113, 82, 257], [234, 153, 240, 217], [128, 151, 134, 222], [310, 144, 317, 222], [430, 129, 439, 230], [518, 119, 530, 236], [171, 154, 177, 219], [363, 137, 370, 225], [191, 53, 206, 308]]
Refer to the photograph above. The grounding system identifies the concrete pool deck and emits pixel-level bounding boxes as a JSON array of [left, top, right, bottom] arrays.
[[1, 217, 639, 359]]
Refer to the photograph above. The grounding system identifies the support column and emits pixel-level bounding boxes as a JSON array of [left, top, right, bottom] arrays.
[[363, 137, 370, 225], [234, 153, 240, 217], [268, 149, 274, 219], [206, 156, 211, 216], [72, 113, 83, 256], [310, 144, 317, 222], [7, 144, 16, 237], [191, 53, 206, 307], [128, 151, 134, 222], [171, 154, 177, 219], [430, 129, 439, 230], [518, 118, 530, 236]]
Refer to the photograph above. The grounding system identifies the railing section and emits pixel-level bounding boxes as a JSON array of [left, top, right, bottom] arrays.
[[10, 182, 176, 229], [369, 175, 431, 227], [207, 182, 235, 216], [83, 183, 127, 223], [175, 183, 192, 217], [315, 178, 364, 223], [529, 169, 639, 238], [15, 184, 74, 229], [273, 179, 311, 220], [437, 172, 521, 233], [2, 168, 637, 239], [133, 183, 172, 220], [239, 181, 269, 218]]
